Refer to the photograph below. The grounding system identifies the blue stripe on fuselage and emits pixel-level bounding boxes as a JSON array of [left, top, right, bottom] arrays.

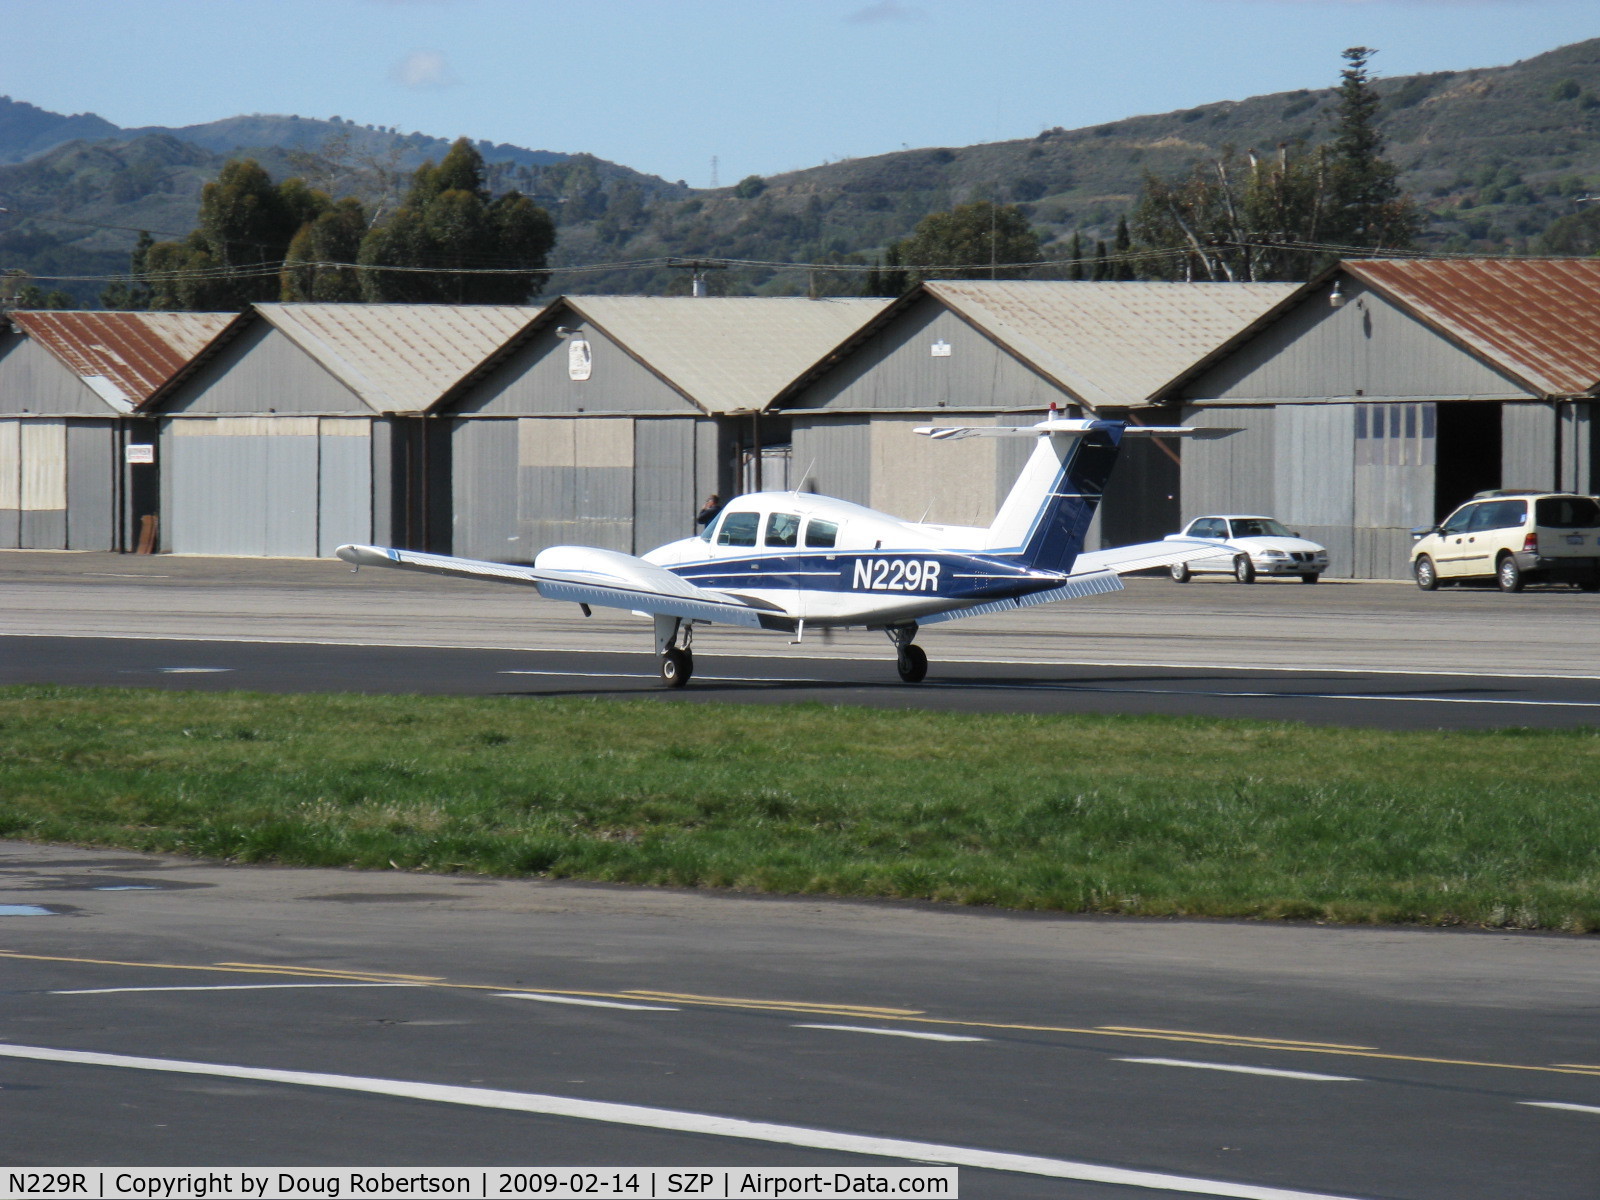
[[669, 549, 1063, 602]]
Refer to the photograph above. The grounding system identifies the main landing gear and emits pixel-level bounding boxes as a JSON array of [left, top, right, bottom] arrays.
[[886, 623, 928, 684], [654, 614, 695, 688]]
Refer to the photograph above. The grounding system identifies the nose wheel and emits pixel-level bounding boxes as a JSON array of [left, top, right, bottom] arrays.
[[886, 623, 928, 684]]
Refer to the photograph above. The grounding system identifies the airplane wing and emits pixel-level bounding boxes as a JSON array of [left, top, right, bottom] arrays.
[[917, 569, 1125, 625], [1073, 537, 1230, 576], [335, 544, 783, 630]]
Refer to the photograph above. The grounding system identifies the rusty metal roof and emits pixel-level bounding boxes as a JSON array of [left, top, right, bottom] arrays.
[[923, 281, 1300, 409], [256, 304, 541, 412], [7, 310, 234, 411], [555, 296, 894, 414], [1346, 259, 1600, 397]]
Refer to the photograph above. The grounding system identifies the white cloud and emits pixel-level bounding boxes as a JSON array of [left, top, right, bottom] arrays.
[[390, 50, 458, 90], [846, 1, 923, 23]]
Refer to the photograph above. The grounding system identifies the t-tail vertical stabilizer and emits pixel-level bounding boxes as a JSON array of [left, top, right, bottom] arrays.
[[986, 419, 1123, 574]]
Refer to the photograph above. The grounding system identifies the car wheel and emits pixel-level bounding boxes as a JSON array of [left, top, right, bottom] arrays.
[[1299, 573, 1320, 584], [1170, 561, 1192, 583], [1414, 556, 1439, 592], [1496, 555, 1524, 593], [1233, 555, 1256, 584]]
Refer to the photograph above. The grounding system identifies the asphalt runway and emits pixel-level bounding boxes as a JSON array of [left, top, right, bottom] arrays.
[[4, 633, 1600, 729], [5, 842, 1600, 1198]]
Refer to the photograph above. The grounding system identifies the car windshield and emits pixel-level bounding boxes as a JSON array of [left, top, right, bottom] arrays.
[[1536, 496, 1600, 529], [1228, 518, 1290, 538]]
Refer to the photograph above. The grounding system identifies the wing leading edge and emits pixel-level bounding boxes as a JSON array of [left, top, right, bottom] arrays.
[[334, 544, 776, 630]]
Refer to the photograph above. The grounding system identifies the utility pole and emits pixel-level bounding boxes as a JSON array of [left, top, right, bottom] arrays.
[[668, 258, 728, 297]]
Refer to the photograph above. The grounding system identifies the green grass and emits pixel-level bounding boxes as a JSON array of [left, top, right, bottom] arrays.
[[2, 684, 1598, 933]]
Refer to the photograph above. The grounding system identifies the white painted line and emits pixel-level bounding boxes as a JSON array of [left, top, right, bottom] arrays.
[[10, 630, 1600, 683], [1522, 1100, 1600, 1116], [51, 983, 423, 996], [0, 1043, 1361, 1199], [1119, 1057, 1360, 1082], [494, 992, 678, 1011], [500, 669, 831, 684], [795, 1023, 988, 1043], [154, 667, 232, 674]]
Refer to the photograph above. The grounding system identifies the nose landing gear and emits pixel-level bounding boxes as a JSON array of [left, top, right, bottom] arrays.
[[886, 623, 928, 684]]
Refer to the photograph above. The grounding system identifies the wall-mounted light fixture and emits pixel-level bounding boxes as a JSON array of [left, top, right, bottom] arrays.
[[1329, 281, 1346, 309]]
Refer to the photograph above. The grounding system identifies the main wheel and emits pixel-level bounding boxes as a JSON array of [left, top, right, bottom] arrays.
[[660, 647, 693, 687], [1299, 572, 1320, 584], [1233, 555, 1256, 584], [1170, 561, 1192, 583], [1496, 555, 1524, 593], [896, 644, 928, 684], [1414, 555, 1439, 591]]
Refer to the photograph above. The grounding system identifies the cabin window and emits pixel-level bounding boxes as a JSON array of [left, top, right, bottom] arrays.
[[717, 512, 760, 548], [765, 513, 801, 548], [805, 518, 839, 549]]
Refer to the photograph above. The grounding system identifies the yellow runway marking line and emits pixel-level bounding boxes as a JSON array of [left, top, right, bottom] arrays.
[[215, 962, 445, 982], [1097, 1026, 1378, 1051], [623, 990, 922, 1017], [14, 948, 1600, 1081], [1552, 1063, 1600, 1070]]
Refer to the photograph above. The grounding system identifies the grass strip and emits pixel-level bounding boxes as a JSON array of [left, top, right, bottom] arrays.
[[1, 684, 1597, 932]]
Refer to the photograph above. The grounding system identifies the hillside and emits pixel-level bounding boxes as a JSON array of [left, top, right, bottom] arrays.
[[5, 38, 1600, 304]]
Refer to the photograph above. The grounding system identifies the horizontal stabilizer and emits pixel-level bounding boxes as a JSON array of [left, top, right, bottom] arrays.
[[1076, 538, 1231, 576], [919, 569, 1123, 625], [915, 420, 1236, 441]]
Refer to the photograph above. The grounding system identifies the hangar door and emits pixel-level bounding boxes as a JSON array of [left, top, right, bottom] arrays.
[[164, 417, 371, 557]]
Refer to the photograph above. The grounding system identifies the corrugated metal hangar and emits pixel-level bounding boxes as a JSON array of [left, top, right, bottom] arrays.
[[145, 303, 538, 557], [771, 280, 1297, 547], [1162, 258, 1600, 579], [433, 295, 891, 560], [0, 310, 232, 550], [5, 261, 1598, 577]]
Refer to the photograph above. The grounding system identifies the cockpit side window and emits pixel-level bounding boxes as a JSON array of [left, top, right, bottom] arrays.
[[716, 512, 760, 548], [765, 513, 801, 548], [804, 518, 839, 549]]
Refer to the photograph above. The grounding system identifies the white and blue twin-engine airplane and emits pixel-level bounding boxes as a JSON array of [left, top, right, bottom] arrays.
[[337, 415, 1228, 686]]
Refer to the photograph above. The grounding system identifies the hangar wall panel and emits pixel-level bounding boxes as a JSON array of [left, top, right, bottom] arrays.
[[66, 421, 115, 550], [0, 421, 18, 546], [316, 419, 373, 556], [519, 417, 634, 554], [869, 414, 997, 527], [634, 419, 696, 553], [1502, 402, 1557, 492], [456, 327, 691, 416], [451, 419, 519, 561], [1179, 406, 1276, 519], [0, 336, 106, 415], [1353, 403, 1435, 579], [20, 420, 67, 548], [791, 417, 871, 506], [1184, 283, 1532, 403], [788, 297, 1070, 413], [1559, 403, 1594, 495], [1271, 404, 1356, 576], [165, 418, 322, 557], [162, 324, 367, 415]]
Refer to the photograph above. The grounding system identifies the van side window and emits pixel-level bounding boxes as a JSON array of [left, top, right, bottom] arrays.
[[716, 512, 760, 548], [765, 513, 801, 548], [805, 518, 838, 549], [1471, 500, 1525, 531]]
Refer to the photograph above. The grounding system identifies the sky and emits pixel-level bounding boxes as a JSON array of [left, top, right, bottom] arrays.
[[1, 0, 1596, 187]]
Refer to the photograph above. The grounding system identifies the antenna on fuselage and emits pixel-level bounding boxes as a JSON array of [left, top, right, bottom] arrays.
[[794, 458, 817, 494]]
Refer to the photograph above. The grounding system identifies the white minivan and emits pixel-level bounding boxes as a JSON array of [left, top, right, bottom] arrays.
[[1411, 492, 1600, 592]]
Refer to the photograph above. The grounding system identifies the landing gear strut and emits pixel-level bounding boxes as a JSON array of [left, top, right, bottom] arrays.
[[886, 623, 928, 684], [654, 615, 695, 688]]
